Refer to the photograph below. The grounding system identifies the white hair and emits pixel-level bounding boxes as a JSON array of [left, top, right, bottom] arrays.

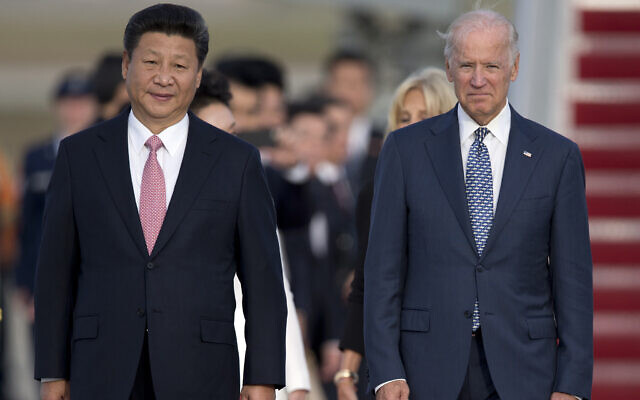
[[438, 9, 519, 66]]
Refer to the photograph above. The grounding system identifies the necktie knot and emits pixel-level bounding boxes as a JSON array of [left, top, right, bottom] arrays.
[[474, 127, 490, 143], [145, 135, 164, 153]]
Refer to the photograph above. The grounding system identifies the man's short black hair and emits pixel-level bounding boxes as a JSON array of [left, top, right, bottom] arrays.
[[287, 96, 327, 122], [214, 55, 285, 90], [123, 3, 209, 66], [324, 48, 375, 74], [191, 69, 233, 112], [92, 53, 124, 105]]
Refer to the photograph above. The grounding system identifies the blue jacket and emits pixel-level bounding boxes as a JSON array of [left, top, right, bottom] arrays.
[[364, 106, 593, 399]]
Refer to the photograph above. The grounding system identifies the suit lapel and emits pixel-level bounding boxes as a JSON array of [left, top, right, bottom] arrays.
[[150, 114, 222, 258], [93, 111, 149, 258], [424, 108, 477, 254], [480, 108, 544, 261]]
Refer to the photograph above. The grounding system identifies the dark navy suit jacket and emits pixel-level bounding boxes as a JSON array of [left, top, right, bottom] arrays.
[[364, 106, 593, 399], [34, 111, 287, 400]]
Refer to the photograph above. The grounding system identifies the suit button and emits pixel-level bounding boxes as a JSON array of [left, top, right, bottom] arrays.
[[137, 308, 145, 317], [146, 262, 155, 270], [476, 265, 484, 273], [464, 310, 472, 318]]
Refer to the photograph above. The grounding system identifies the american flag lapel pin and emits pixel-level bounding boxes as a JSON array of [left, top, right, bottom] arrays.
[[523, 151, 532, 158]]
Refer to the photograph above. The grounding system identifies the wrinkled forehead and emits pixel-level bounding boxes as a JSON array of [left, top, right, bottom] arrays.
[[452, 26, 512, 61]]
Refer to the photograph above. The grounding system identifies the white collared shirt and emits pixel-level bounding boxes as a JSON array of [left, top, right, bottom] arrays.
[[347, 115, 372, 160], [128, 111, 189, 209], [458, 100, 511, 212]]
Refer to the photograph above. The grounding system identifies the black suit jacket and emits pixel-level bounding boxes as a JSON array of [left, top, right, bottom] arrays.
[[34, 111, 287, 400]]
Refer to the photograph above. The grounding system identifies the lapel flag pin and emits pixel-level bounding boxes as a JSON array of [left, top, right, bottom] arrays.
[[523, 151, 532, 158]]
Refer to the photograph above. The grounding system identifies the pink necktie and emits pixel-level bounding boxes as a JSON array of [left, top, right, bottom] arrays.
[[140, 135, 166, 254]]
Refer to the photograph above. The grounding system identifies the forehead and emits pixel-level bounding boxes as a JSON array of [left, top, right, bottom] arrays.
[[454, 27, 510, 61], [134, 32, 197, 58], [331, 61, 371, 78], [292, 113, 326, 130]]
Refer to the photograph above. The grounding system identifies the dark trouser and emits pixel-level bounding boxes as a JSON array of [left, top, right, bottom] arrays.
[[457, 330, 500, 400], [130, 333, 156, 400]]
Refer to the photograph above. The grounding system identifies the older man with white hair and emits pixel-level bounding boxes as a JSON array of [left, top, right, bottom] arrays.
[[364, 9, 592, 400]]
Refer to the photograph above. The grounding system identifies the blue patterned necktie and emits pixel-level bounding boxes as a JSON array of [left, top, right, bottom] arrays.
[[465, 127, 494, 332]]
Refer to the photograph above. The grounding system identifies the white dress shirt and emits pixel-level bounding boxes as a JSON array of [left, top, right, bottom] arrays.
[[347, 115, 372, 160], [458, 101, 511, 212], [128, 111, 189, 209]]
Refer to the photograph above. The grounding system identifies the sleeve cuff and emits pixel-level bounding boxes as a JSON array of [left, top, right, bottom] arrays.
[[375, 379, 406, 393]]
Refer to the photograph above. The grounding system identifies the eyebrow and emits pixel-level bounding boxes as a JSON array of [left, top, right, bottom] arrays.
[[144, 49, 190, 60]]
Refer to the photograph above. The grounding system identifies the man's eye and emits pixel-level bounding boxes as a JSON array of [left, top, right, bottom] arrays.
[[176, 64, 186, 69], [144, 60, 157, 65]]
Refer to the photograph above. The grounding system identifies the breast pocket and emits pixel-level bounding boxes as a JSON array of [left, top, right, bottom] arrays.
[[514, 195, 553, 212]]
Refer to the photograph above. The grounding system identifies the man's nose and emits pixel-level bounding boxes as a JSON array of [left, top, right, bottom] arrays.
[[154, 65, 173, 86], [470, 67, 486, 87]]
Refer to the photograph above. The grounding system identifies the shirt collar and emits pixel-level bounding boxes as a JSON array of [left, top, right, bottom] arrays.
[[128, 110, 189, 156], [457, 99, 511, 145]]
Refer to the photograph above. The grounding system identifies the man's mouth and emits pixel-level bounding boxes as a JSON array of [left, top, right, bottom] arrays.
[[150, 93, 174, 101]]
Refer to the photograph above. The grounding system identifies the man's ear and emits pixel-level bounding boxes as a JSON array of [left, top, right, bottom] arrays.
[[195, 66, 203, 89], [511, 53, 520, 82], [122, 50, 130, 81]]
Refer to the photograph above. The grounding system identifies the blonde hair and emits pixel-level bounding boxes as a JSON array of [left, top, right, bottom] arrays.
[[387, 67, 457, 132]]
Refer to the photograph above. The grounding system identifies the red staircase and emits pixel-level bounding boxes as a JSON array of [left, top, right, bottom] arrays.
[[572, 4, 640, 399]]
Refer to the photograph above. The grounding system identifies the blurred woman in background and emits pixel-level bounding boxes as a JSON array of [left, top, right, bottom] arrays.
[[335, 67, 457, 400]]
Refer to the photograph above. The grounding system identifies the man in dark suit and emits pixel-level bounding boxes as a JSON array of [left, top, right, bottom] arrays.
[[364, 9, 592, 400], [34, 4, 286, 400]]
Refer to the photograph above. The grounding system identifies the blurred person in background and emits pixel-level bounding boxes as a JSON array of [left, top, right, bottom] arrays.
[[92, 52, 130, 122], [283, 97, 356, 400], [215, 55, 293, 169], [189, 69, 235, 133], [0, 149, 18, 396], [334, 67, 456, 400], [323, 49, 383, 192], [191, 69, 310, 400], [14, 70, 97, 322], [214, 56, 264, 134], [250, 57, 287, 132]]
